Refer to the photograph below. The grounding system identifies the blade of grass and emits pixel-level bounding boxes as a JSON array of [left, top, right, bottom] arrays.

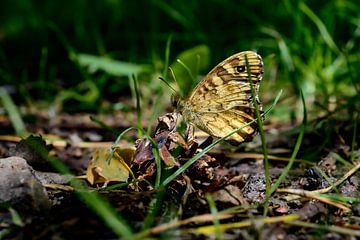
[[26, 137, 134, 239], [132, 74, 143, 138], [146, 92, 162, 136], [163, 34, 173, 79], [189, 214, 299, 235], [159, 76, 178, 94], [270, 90, 307, 195], [106, 126, 138, 164], [77, 54, 151, 76], [141, 187, 166, 231], [343, 50, 360, 94], [75, 186, 134, 238], [313, 166, 340, 194], [0, 229, 12, 239], [245, 54, 270, 216], [245, 55, 270, 216], [331, 152, 354, 167], [9, 208, 24, 227], [106, 125, 162, 188], [313, 161, 360, 194], [206, 193, 222, 240], [350, 113, 358, 162], [277, 161, 360, 203], [168, 67, 183, 98], [287, 221, 360, 237], [320, 194, 360, 204], [48, 22, 91, 81], [137, 207, 248, 237], [147, 37, 171, 136], [177, 59, 196, 85], [161, 90, 283, 187], [105, 122, 162, 189], [0, 87, 28, 137], [149, 0, 192, 29], [299, 2, 340, 54], [261, 27, 294, 71], [145, 135, 162, 188], [48, 22, 100, 109]]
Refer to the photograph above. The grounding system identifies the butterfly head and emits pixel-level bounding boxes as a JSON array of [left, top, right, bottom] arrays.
[[171, 93, 184, 112]]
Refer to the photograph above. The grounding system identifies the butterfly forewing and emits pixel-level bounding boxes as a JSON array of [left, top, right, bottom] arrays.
[[181, 51, 264, 145]]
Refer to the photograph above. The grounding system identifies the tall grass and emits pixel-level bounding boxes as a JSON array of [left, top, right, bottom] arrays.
[[1, 1, 358, 118]]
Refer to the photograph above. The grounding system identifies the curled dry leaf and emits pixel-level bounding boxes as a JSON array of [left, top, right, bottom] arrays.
[[86, 147, 135, 186], [155, 113, 198, 153], [131, 112, 242, 197], [132, 113, 183, 180], [131, 138, 155, 180], [159, 144, 178, 168], [130, 112, 250, 202]]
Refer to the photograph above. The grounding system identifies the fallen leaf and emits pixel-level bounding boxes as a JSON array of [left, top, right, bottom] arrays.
[[86, 148, 134, 186]]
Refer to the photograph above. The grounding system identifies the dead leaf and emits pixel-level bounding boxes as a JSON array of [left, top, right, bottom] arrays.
[[159, 144, 178, 168], [86, 148, 134, 186], [212, 185, 247, 205]]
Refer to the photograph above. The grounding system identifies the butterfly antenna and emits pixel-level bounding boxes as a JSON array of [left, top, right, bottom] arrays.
[[168, 67, 184, 98], [159, 76, 178, 94]]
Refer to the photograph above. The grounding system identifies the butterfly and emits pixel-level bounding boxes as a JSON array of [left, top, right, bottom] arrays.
[[172, 51, 264, 145]]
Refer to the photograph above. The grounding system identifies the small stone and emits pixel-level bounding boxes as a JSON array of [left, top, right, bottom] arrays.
[[0, 157, 50, 212]]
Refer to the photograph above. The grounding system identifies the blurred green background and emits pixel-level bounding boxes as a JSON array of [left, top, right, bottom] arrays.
[[0, 0, 359, 119]]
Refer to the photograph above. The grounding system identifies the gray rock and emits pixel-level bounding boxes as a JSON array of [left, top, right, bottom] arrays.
[[242, 173, 266, 203], [34, 171, 71, 185], [0, 157, 50, 212]]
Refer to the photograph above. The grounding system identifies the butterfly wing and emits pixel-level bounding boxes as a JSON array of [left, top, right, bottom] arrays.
[[182, 51, 263, 145]]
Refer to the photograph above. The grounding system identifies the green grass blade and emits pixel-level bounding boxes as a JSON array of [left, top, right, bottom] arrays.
[[351, 114, 358, 162], [270, 90, 307, 195], [132, 75, 143, 138], [77, 53, 151, 76], [206, 193, 223, 240], [299, 2, 340, 54], [76, 188, 134, 238], [9, 208, 24, 227], [244, 54, 270, 216], [149, 0, 191, 29], [144, 136, 162, 188], [177, 59, 196, 85], [106, 126, 138, 164], [146, 93, 162, 136], [261, 27, 294, 71], [0, 87, 28, 137], [313, 166, 340, 194], [163, 34, 173, 79], [26, 137, 134, 239], [141, 187, 166, 231]]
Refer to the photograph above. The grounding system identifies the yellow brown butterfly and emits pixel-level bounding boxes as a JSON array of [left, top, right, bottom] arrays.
[[172, 51, 264, 145]]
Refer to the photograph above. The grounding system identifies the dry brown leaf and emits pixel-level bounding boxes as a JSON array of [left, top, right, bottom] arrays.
[[86, 147, 134, 186]]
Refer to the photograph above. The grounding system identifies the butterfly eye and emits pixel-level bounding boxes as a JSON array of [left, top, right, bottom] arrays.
[[171, 93, 181, 108], [236, 65, 246, 73]]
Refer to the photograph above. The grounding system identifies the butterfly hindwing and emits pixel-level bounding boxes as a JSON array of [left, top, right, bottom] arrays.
[[180, 51, 264, 145]]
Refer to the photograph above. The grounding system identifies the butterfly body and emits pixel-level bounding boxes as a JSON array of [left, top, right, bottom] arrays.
[[176, 51, 264, 145]]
